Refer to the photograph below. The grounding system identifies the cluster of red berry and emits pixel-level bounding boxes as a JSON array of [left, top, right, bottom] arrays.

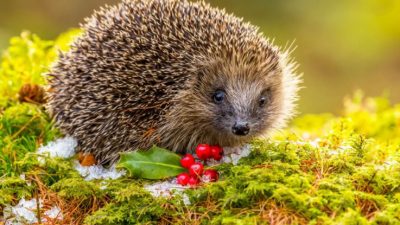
[[176, 144, 223, 187]]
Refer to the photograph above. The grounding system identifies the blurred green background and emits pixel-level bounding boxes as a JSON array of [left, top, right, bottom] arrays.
[[0, 0, 399, 114]]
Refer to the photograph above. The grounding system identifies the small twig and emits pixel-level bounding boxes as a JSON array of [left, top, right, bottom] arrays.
[[35, 187, 42, 224]]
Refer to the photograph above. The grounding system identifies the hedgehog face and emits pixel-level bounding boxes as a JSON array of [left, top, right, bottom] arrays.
[[209, 79, 281, 140], [211, 87, 273, 136], [192, 58, 283, 144]]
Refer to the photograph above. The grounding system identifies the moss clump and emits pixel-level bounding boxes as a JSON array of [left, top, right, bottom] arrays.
[[1, 31, 400, 224], [0, 176, 32, 206]]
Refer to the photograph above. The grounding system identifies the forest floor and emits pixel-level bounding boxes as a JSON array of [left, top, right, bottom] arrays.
[[0, 31, 399, 224]]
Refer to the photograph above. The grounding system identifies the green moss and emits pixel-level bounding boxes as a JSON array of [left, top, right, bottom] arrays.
[[84, 183, 171, 225], [0, 103, 60, 176], [0, 176, 32, 206], [51, 178, 104, 200]]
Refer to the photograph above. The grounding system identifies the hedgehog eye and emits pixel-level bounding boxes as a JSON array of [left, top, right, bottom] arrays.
[[213, 90, 225, 104], [259, 88, 272, 107], [259, 96, 267, 107]]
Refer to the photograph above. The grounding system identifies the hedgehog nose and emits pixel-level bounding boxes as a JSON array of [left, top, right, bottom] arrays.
[[232, 122, 250, 136]]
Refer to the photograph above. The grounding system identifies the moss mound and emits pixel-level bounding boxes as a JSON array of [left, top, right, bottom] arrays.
[[0, 31, 399, 224]]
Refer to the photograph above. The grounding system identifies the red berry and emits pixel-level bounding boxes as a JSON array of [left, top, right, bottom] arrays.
[[195, 144, 211, 160], [188, 176, 200, 187], [210, 145, 223, 161], [180, 154, 195, 168], [203, 169, 219, 182], [189, 162, 204, 177], [176, 173, 190, 186]]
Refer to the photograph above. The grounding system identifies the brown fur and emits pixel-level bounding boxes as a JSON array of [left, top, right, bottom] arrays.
[[47, 0, 301, 164]]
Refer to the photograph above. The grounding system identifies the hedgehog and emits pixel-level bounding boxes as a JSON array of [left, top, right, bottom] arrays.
[[47, 0, 301, 164]]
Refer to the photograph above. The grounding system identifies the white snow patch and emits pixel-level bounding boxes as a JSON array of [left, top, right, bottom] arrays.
[[73, 160, 126, 181], [144, 179, 191, 205], [3, 198, 64, 224], [100, 181, 108, 190], [229, 145, 251, 165], [309, 138, 321, 148], [44, 206, 63, 220], [207, 144, 252, 166], [292, 139, 321, 148], [18, 173, 32, 186], [327, 145, 353, 156], [36, 137, 126, 180], [3, 198, 43, 225], [19, 173, 25, 181], [182, 194, 191, 205], [37, 136, 77, 161], [375, 158, 399, 171], [302, 132, 312, 140], [144, 179, 189, 198]]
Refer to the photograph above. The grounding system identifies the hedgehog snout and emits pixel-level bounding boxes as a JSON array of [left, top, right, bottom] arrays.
[[232, 121, 250, 136]]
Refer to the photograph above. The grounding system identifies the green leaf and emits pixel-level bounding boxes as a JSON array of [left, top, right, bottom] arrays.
[[117, 146, 186, 180]]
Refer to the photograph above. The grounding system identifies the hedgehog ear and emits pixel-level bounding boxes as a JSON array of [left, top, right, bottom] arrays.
[[193, 65, 209, 91], [191, 58, 219, 92], [193, 57, 218, 80]]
